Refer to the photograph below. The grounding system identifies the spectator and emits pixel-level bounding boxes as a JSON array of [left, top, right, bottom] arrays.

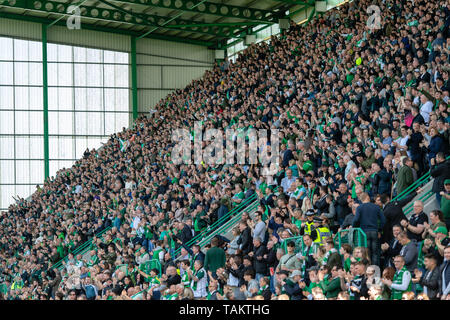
[[412, 254, 440, 300], [236, 220, 253, 256], [395, 157, 414, 196], [441, 180, 450, 230], [320, 265, 344, 300], [321, 239, 341, 271], [250, 237, 267, 282], [381, 225, 404, 269], [430, 152, 450, 204], [204, 238, 226, 277], [382, 255, 412, 300], [376, 190, 416, 244], [400, 200, 428, 244], [352, 193, 386, 266], [251, 211, 266, 244], [439, 245, 450, 300], [398, 232, 418, 274], [276, 241, 301, 276], [349, 261, 369, 300]]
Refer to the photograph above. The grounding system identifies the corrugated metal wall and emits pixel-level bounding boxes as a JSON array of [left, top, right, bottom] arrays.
[[136, 38, 214, 113]]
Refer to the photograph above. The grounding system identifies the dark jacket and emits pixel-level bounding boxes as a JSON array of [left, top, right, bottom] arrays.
[[381, 191, 416, 243], [407, 132, 424, 160], [377, 169, 393, 196], [176, 224, 193, 245], [259, 286, 272, 300], [283, 280, 306, 300], [204, 246, 226, 273], [349, 275, 369, 300], [335, 192, 351, 224], [252, 244, 268, 275], [352, 202, 386, 233], [438, 260, 450, 297], [264, 247, 278, 270], [430, 159, 450, 193], [396, 165, 414, 196], [419, 267, 440, 299], [428, 136, 444, 160], [326, 251, 342, 271], [217, 204, 229, 225], [382, 238, 403, 269], [237, 227, 253, 255]]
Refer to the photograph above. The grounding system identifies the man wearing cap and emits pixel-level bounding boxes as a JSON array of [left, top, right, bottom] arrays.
[[310, 216, 331, 246], [276, 241, 301, 276], [300, 209, 315, 236], [281, 269, 307, 300], [440, 179, 450, 230]]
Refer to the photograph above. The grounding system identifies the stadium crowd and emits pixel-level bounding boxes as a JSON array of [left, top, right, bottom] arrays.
[[0, 0, 449, 301]]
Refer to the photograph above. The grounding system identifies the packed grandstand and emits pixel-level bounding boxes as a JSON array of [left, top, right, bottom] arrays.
[[0, 0, 450, 301]]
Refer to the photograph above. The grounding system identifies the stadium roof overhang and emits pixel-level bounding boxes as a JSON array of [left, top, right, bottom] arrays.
[[0, 0, 318, 48]]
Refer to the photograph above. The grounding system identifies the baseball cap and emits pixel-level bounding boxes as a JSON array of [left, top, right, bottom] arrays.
[[290, 270, 302, 278], [305, 209, 315, 216], [444, 179, 450, 185], [434, 226, 448, 235]]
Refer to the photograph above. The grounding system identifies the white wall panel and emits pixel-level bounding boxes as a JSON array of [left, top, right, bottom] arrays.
[[162, 66, 208, 89], [138, 66, 162, 89], [136, 38, 214, 114]]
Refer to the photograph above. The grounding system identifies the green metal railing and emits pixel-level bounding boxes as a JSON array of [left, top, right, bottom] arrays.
[[115, 259, 162, 278], [140, 259, 162, 277], [391, 172, 430, 202], [403, 189, 435, 217], [171, 192, 259, 258], [392, 155, 450, 202], [197, 198, 260, 248], [52, 225, 112, 271], [281, 236, 304, 254], [334, 228, 367, 251]]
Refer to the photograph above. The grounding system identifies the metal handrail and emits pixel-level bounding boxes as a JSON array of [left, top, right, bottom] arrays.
[[333, 228, 367, 250], [172, 192, 258, 257]]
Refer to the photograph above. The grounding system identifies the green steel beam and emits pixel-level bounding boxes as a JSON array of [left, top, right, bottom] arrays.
[[0, 12, 215, 47], [42, 24, 50, 180], [224, 24, 270, 49], [95, 0, 243, 38], [271, 0, 315, 5], [1, 0, 241, 39], [107, 0, 281, 23], [131, 36, 138, 121], [165, 21, 271, 28], [288, 5, 307, 17], [137, 0, 207, 39], [305, 7, 316, 24]]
